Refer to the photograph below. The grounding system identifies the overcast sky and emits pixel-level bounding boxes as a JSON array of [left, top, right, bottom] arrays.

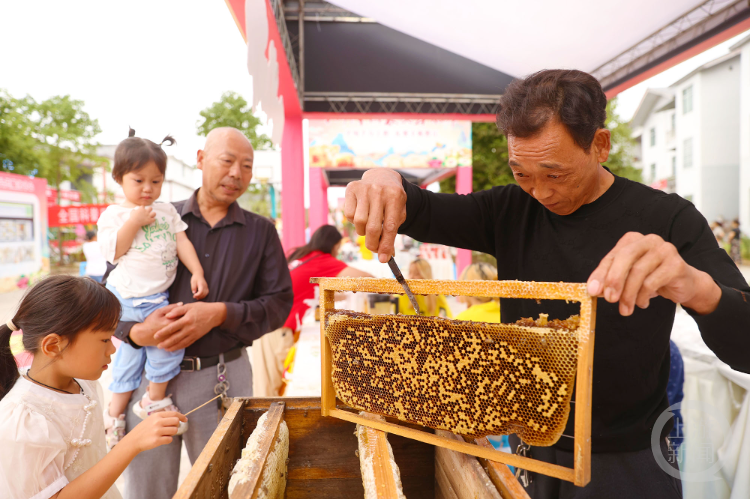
[[2, 0, 748, 167], [0, 0, 254, 164]]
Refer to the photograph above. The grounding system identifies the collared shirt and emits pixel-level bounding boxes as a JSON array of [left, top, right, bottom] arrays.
[[114, 189, 293, 358]]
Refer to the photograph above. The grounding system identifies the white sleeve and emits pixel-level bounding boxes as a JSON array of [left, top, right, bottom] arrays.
[[97, 207, 121, 264], [0, 403, 69, 499], [167, 204, 188, 233]]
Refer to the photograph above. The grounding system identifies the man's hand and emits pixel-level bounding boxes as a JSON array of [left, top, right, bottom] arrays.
[[587, 232, 722, 316], [344, 168, 407, 263], [153, 302, 227, 352], [129, 303, 183, 347], [129, 205, 156, 227]]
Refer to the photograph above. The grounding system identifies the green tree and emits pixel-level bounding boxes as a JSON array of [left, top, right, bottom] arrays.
[[1, 90, 104, 201], [605, 98, 641, 182], [440, 98, 641, 193], [1, 91, 103, 264], [440, 122, 514, 193], [0, 90, 45, 176], [197, 91, 272, 150], [33, 95, 104, 203], [237, 184, 273, 218]]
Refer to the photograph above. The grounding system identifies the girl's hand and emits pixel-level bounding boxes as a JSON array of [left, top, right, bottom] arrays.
[[122, 411, 186, 453], [191, 274, 209, 300], [129, 206, 156, 227]]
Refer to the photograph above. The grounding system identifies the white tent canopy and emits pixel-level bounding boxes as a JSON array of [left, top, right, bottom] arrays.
[[328, 0, 750, 93]]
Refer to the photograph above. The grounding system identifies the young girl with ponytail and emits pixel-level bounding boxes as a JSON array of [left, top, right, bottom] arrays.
[[0, 275, 186, 499]]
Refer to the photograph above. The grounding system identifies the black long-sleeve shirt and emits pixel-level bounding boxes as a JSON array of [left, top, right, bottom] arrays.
[[400, 171, 750, 453], [115, 190, 293, 357]]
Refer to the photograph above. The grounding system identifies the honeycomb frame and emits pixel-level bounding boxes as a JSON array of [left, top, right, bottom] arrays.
[[313, 277, 597, 487]]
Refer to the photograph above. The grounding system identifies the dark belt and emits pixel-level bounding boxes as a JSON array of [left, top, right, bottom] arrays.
[[179, 347, 243, 372]]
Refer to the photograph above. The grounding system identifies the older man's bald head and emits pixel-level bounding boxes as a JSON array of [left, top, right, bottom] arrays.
[[204, 127, 254, 154]]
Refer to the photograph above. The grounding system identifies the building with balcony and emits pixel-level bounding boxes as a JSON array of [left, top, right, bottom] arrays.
[[631, 38, 747, 225]]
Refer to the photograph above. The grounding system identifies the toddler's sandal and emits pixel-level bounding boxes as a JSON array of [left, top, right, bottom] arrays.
[[133, 393, 188, 436]]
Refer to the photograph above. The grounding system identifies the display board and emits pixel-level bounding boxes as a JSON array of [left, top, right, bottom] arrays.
[[308, 119, 471, 169], [0, 172, 49, 290]]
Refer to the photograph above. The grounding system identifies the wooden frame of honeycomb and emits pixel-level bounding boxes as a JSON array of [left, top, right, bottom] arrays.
[[313, 277, 597, 487]]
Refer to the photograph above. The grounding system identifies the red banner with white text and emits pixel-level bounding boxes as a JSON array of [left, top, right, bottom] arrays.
[[48, 204, 108, 227]]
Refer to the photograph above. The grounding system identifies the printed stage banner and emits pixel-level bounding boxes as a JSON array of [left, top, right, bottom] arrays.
[[308, 119, 471, 169]]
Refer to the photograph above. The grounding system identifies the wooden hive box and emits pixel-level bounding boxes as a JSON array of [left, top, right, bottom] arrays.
[[174, 397, 527, 499]]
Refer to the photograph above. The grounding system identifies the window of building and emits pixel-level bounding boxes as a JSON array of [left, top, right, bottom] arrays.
[[650, 164, 656, 182], [671, 156, 676, 177], [683, 138, 693, 168], [683, 86, 693, 114], [650, 128, 656, 147], [671, 113, 676, 131]]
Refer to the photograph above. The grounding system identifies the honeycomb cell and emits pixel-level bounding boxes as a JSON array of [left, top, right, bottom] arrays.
[[325, 310, 580, 447]]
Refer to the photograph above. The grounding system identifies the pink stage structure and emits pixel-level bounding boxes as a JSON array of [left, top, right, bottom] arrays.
[[225, 0, 750, 276], [225, 0, 509, 275]]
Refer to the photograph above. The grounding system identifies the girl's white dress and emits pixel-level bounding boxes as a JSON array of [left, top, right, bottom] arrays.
[[0, 374, 122, 499]]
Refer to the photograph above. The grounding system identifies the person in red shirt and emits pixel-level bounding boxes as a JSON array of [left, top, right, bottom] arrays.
[[251, 225, 372, 396]]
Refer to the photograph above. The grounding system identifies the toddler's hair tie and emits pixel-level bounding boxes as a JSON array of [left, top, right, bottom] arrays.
[[6, 319, 18, 332]]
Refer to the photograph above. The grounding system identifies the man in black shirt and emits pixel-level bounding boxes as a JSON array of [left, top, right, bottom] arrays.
[[344, 70, 750, 498], [114, 127, 293, 499]]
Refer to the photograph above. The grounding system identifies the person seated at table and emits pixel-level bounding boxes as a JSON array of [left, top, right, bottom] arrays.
[[251, 225, 373, 397], [397, 258, 452, 317], [455, 262, 500, 322]]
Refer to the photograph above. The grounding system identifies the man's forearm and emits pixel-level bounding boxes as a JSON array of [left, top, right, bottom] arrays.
[[129, 322, 159, 347], [689, 282, 750, 374], [221, 292, 293, 344], [682, 269, 722, 315], [212, 302, 228, 328], [399, 176, 496, 256], [115, 321, 141, 347]]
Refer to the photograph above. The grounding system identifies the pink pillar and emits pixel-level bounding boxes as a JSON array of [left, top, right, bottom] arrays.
[[455, 166, 473, 277], [281, 115, 306, 252], [308, 167, 329, 234]]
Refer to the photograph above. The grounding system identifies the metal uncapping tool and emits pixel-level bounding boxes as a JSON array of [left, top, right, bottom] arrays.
[[387, 256, 420, 314]]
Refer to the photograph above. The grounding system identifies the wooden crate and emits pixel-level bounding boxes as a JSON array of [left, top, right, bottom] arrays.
[[174, 397, 437, 499]]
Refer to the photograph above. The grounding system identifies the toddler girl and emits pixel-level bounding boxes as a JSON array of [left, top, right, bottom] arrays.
[[0, 275, 186, 499], [98, 129, 207, 447]]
